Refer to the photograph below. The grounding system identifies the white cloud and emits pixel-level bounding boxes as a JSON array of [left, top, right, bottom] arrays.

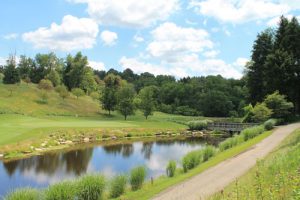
[[203, 50, 219, 58], [133, 34, 144, 43], [267, 14, 300, 26], [3, 33, 18, 40], [22, 15, 99, 51], [190, 0, 291, 23], [68, 0, 179, 28], [89, 60, 106, 71], [147, 22, 213, 59], [100, 30, 118, 46]]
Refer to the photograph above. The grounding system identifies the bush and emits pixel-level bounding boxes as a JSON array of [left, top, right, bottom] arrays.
[[129, 166, 147, 191], [264, 119, 277, 130], [90, 92, 100, 101], [72, 88, 85, 99], [174, 106, 199, 116], [187, 120, 212, 130], [182, 150, 202, 172], [5, 188, 40, 200], [159, 104, 173, 114], [76, 174, 106, 200], [166, 160, 176, 177], [45, 181, 76, 200], [218, 135, 242, 151], [55, 85, 69, 100], [241, 125, 265, 141], [38, 79, 53, 90], [109, 175, 127, 198], [202, 145, 217, 161], [36, 91, 48, 104]]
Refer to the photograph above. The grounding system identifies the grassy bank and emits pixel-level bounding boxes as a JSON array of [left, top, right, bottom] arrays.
[[210, 129, 300, 200]]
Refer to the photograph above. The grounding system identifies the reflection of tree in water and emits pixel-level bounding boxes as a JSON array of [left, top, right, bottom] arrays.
[[3, 149, 93, 177], [103, 144, 134, 158], [141, 142, 153, 159], [63, 148, 93, 176]]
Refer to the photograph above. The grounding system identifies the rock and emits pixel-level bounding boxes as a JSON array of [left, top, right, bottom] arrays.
[[111, 136, 117, 140], [41, 142, 47, 147], [35, 148, 43, 151], [83, 137, 89, 143], [65, 140, 73, 145], [0, 154, 3, 158], [30, 146, 34, 150]]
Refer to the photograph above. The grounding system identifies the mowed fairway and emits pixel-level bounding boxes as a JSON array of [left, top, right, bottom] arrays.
[[0, 113, 189, 146]]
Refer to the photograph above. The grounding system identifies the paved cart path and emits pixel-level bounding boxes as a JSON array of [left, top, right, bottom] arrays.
[[152, 123, 300, 200]]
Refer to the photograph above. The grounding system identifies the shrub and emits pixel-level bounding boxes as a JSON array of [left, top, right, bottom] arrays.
[[166, 160, 176, 177], [264, 119, 276, 130], [72, 88, 85, 99], [36, 91, 48, 104], [187, 120, 212, 131], [90, 92, 100, 101], [38, 79, 53, 90], [45, 181, 76, 200], [182, 150, 202, 172], [76, 174, 106, 200], [174, 106, 199, 116], [202, 145, 217, 161], [55, 85, 69, 100], [241, 125, 265, 141], [129, 166, 147, 191], [109, 175, 127, 198], [218, 135, 242, 151], [5, 188, 40, 200]]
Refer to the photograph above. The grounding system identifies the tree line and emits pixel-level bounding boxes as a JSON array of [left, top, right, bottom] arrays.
[[0, 15, 298, 119]]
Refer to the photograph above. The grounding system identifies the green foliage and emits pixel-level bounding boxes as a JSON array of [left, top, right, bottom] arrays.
[[187, 120, 212, 130], [263, 119, 277, 130], [109, 175, 127, 198], [55, 85, 69, 99], [182, 150, 202, 172], [202, 145, 217, 161], [3, 56, 20, 84], [130, 166, 147, 191], [244, 103, 272, 123], [174, 106, 199, 116], [166, 160, 176, 177], [45, 181, 76, 200], [0, 73, 4, 83], [117, 84, 136, 120], [264, 91, 294, 119], [46, 69, 61, 87], [5, 188, 40, 200], [76, 174, 106, 200], [90, 91, 100, 101], [37, 90, 49, 104], [71, 88, 85, 99], [80, 67, 97, 94], [38, 79, 53, 91], [101, 74, 122, 115], [138, 86, 156, 119], [218, 135, 242, 151], [241, 125, 265, 141]]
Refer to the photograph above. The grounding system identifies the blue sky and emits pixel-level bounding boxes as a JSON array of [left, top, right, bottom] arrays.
[[0, 0, 300, 78]]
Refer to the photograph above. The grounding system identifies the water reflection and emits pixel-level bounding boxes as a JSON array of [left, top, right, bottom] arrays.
[[0, 136, 222, 196]]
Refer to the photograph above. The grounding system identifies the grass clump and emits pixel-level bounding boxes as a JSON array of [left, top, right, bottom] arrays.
[[5, 188, 41, 200], [166, 160, 176, 177], [241, 125, 265, 141], [109, 175, 127, 198], [187, 120, 212, 130], [202, 145, 217, 161], [76, 174, 106, 200], [182, 150, 202, 172], [264, 119, 277, 130], [130, 166, 147, 191], [45, 181, 76, 200]]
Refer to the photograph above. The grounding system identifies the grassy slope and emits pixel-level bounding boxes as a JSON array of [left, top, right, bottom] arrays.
[[210, 129, 300, 200], [0, 83, 208, 149], [119, 130, 272, 200]]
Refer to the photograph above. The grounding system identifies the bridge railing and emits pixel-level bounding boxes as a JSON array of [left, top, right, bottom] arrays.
[[207, 122, 260, 132]]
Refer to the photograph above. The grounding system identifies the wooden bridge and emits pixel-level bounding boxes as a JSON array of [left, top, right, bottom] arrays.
[[207, 122, 259, 132]]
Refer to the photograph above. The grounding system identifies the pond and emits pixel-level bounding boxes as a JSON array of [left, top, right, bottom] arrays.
[[0, 136, 222, 197]]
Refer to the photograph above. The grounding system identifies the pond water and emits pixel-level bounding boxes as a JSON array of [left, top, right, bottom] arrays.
[[0, 136, 222, 197]]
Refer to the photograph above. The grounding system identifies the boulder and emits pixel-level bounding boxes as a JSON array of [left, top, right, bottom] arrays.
[[83, 137, 90, 143], [65, 140, 73, 145]]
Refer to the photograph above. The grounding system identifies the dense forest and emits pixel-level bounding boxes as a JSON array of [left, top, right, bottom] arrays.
[[0, 15, 299, 119]]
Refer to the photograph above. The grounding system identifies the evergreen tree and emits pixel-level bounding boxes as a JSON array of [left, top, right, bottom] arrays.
[[3, 55, 20, 84]]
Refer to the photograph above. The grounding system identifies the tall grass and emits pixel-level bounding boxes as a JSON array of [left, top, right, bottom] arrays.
[[187, 120, 212, 130], [130, 166, 147, 191], [264, 119, 277, 130], [166, 160, 177, 177], [76, 174, 106, 200], [109, 175, 127, 198], [202, 145, 217, 161], [45, 181, 76, 200], [5, 188, 41, 200], [211, 130, 300, 200]]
